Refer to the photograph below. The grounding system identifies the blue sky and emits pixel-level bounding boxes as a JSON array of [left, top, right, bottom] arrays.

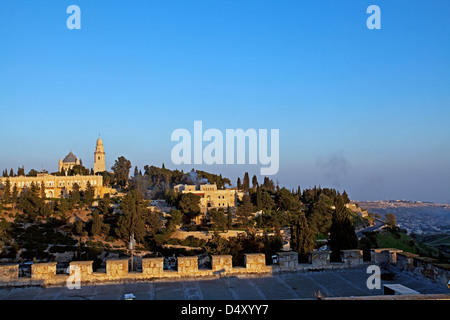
[[0, 0, 449, 203]]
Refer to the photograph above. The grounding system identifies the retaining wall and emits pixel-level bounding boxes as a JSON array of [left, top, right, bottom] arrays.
[[1, 248, 448, 288]]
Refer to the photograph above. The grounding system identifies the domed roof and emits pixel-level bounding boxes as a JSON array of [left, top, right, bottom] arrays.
[[97, 137, 103, 145], [63, 151, 78, 163]]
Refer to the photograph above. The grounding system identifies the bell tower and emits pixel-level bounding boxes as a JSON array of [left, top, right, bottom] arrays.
[[94, 137, 106, 174]]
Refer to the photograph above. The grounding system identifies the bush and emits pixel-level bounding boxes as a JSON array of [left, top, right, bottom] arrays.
[[106, 236, 116, 243]]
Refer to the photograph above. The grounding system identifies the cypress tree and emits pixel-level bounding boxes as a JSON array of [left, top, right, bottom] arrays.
[[237, 194, 253, 228], [252, 175, 258, 189], [227, 206, 232, 230], [290, 212, 315, 262], [243, 172, 250, 191], [11, 185, 18, 208], [3, 179, 11, 204], [329, 197, 358, 261], [40, 181, 46, 199], [116, 190, 147, 242], [91, 211, 104, 236]]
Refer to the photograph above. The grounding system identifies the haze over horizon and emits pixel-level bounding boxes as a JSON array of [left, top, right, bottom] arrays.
[[1, 1, 449, 204]]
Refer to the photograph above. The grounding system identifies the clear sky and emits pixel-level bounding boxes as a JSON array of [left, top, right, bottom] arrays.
[[0, 0, 449, 203]]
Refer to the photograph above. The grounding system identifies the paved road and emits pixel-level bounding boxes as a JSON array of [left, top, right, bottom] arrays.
[[357, 219, 385, 238], [0, 266, 447, 300]]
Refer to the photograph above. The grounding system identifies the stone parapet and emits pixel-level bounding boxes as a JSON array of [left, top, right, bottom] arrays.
[[371, 248, 403, 265], [277, 252, 298, 271], [244, 253, 271, 273], [177, 256, 198, 275], [1, 248, 448, 288], [142, 258, 164, 277], [106, 259, 128, 279], [69, 260, 93, 279], [396, 252, 419, 272], [309, 250, 331, 267], [31, 262, 57, 280], [0, 265, 18, 282], [211, 255, 233, 274], [341, 250, 363, 266]]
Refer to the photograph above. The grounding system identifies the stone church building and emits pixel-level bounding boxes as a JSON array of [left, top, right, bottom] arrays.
[[0, 138, 113, 199]]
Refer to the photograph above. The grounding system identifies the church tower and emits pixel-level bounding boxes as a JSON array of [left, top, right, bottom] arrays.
[[94, 137, 106, 174]]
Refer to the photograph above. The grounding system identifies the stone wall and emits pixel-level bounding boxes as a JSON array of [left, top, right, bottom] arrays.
[[309, 250, 330, 267], [1, 248, 448, 288], [177, 256, 199, 275], [106, 259, 129, 278], [142, 258, 164, 277], [371, 249, 450, 286], [277, 252, 298, 270], [396, 252, 420, 272], [341, 250, 363, 266], [69, 261, 93, 278], [370, 248, 403, 265], [0, 265, 18, 282], [31, 262, 57, 280], [244, 254, 271, 273], [211, 255, 233, 274]]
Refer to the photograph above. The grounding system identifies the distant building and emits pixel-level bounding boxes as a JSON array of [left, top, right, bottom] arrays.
[[0, 138, 113, 199], [94, 137, 106, 173], [174, 183, 244, 213], [58, 151, 81, 173], [346, 203, 368, 218], [0, 173, 105, 198]]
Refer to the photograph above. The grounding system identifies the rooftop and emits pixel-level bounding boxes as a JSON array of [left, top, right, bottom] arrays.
[[63, 151, 78, 163]]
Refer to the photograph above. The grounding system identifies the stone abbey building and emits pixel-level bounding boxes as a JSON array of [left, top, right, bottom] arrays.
[[174, 183, 244, 213], [0, 138, 111, 198]]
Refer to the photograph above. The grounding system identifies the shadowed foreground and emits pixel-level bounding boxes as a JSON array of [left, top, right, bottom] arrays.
[[0, 267, 448, 300]]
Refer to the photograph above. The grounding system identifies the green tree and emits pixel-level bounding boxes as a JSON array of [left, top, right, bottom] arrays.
[[276, 188, 301, 212], [252, 175, 258, 189], [260, 191, 275, 211], [342, 190, 350, 204], [91, 211, 104, 236], [290, 212, 315, 262], [210, 208, 227, 232], [262, 177, 275, 191], [329, 197, 358, 261], [242, 172, 250, 191], [17, 166, 25, 176], [40, 181, 46, 199], [112, 156, 132, 187], [74, 220, 85, 235], [2, 179, 11, 205], [308, 193, 333, 236], [237, 194, 254, 228], [178, 193, 201, 224], [227, 206, 233, 229], [68, 165, 90, 176], [69, 183, 81, 205], [84, 181, 95, 205], [11, 185, 18, 208], [169, 209, 182, 228], [17, 187, 43, 221], [146, 212, 163, 237], [116, 190, 147, 243], [27, 169, 38, 177], [385, 213, 397, 228]]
